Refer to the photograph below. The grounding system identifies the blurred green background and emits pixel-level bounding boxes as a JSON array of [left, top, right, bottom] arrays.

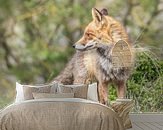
[[0, 0, 162, 112]]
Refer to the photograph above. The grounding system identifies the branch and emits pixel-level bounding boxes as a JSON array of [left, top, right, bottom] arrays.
[[122, 0, 133, 26], [143, 0, 162, 32], [0, 30, 19, 68]]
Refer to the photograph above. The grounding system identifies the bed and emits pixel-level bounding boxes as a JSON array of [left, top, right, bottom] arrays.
[[0, 98, 125, 130]]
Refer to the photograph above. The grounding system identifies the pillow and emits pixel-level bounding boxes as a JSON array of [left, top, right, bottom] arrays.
[[50, 81, 58, 93], [58, 84, 88, 99], [87, 83, 99, 102], [32, 93, 74, 99], [15, 82, 24, 103], [15, 82, 58, 102], [23, 85, 51, 100]]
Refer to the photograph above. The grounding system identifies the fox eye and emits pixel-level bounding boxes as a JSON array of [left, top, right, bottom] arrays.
[[86, 32, 95, 37], [86, 33, 90, 37]]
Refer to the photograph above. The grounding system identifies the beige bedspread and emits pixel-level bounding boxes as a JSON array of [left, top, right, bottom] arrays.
[[0, 98, 125, 130]]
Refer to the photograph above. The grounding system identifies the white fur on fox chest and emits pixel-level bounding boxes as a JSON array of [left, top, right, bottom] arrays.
[[83, 50, 97, 76]]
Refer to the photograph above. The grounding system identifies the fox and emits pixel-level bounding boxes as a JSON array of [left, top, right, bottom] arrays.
[[54, 8, 133, 105]]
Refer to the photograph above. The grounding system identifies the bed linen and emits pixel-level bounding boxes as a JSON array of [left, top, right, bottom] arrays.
[[0, 98, 124, 130]]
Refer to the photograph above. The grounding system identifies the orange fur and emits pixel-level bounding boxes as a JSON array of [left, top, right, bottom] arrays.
[[76, 9, 129, 47]]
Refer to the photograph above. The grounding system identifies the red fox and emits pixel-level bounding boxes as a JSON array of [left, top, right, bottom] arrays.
[[54, 8, 133, 105]]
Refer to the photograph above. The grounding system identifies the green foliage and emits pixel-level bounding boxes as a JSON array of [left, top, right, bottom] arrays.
[[140, 0, 158, 13], [131, 52, 162, 83], [0, 78, 15, 109], [127, 51, 163, 112]]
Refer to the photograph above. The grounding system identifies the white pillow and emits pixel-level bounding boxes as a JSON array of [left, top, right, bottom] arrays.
[[15, 82, 24, 103], [87, 83, 99, 102]]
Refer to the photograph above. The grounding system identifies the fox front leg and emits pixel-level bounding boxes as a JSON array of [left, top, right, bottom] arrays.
[[98, 82, 109, 105]]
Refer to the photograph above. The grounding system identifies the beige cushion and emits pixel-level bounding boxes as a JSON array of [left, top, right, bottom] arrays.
[[58, 84, 88, 99], [87, 83, 99, 102], [23, 85, 51, 100], [32, 93, 74, 99], [15, 82, 58, 102]]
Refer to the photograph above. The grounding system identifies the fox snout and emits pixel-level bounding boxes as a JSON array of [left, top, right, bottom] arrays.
[[73, 41, 98, 51], [72, 43, 86, 51]]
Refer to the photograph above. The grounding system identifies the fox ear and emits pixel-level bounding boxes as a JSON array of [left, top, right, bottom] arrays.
[[92, 8, 107, 27], [100, 8, 108, 15], [92, 8, 103, 23]]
